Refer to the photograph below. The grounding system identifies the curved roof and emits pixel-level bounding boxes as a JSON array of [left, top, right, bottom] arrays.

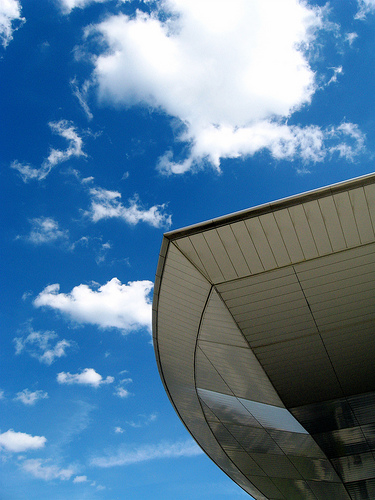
[[153, 173, 375, 500]]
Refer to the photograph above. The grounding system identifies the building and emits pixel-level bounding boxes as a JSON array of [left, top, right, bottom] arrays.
[[152, 173, 375, 500]]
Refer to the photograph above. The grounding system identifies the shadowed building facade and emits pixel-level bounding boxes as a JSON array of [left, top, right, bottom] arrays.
[[153, 173, 375, 500]]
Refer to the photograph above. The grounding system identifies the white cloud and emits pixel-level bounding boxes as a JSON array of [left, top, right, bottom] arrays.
[[0, 429, 46, 452], [73, 475, 88, 483], [114, 376, 133, 399], [114, 387, 130, 398], [86, 187, 172, 228], [84, 0, 349, 173], [114, 426, 124, 434], [58, 0, 117, 15], [91, 439, 203, 467], [57, 368, 114, 387], [34, 278, 153, 333], [86, 0, 366, 173], [14, 327, 74, 365], [14, 389, 48, 406], [0, 0, 24, 47], [355, 0, 375, 19], [11, 120, 85, 182], [328, 122, 366, 160], [345, 32, 358, 46], [22, 458, 74, 481], [0, 389, 4, 400], [25, 217, 69, 245]]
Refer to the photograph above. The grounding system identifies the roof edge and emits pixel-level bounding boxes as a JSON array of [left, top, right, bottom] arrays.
[[164, 172, 375, 241]]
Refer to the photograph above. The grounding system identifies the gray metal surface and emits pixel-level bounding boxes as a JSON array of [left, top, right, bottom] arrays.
[[153, 173, 375, 499]]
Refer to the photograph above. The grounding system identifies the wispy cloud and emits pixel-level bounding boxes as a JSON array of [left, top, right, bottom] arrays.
[[58, 0, 113, 15], [14, 326, 75, 365], [114, 387, 131, 398], [14, 389, 48, 406], [70, 76, 93, 120], [91, 439, 203, 468], [34, 278, 153, 333], [0, 0, 24, 48], [11, 120, 86, 182], [23, 217, 69, 245], [21, 458, 74, 481], [114, 377, 132, 398], [125, 413, 157, 428], [57, 368, 114, 388], [68, 168, 172, 230], [0, 429, 46, 453], [73, 475, 88, 483], [52, 400, 96, 452], [328, 122, 366, 160], [355, 0, 375, 19], [86, 188, 172, 229]]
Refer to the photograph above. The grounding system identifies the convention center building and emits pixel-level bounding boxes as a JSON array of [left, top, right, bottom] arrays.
[[153, 173, 375, 500]]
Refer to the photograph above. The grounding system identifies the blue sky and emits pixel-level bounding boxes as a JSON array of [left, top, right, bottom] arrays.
[[0, 0, 374, 498]]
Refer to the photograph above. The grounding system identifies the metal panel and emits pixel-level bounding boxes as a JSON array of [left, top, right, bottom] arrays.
[[348, 392, 375, 426], [198, 289, 283, 406], [195, 348, 234, 396], [199, 340, 282, 405], [268, 429, 326, 459], [250, 454, 301, 480], [245, 217, 278, 271], [270, 478, 316, 500], [334, 191, 360, 247], [274, 208, 305, 263], [203, 228, 238, 281], [199, 290, 249, 348], [238, 399, 308, 434], [313, 427, 371, 459], [289, 456, 339, 481], [208, 420, 243, 450], [318, 196, 347, 251], [225, 450, 268, 477], [173, 236, 210, 280], [230, 220, 265, 275], [247, 476, 285, 499], [288, 204, 319, 260], [303, 199, 332, 255], [189, 232, 225, 283], [198, 388, 261, 428], [295, 242, 375, 277], [331, 453, 375, 482], [291, 398, 357, 434], [216, 224, 251, 278], [349, 187, 375, 244], [258, 213, 291, 267], [345, 478, 375, 500], [254, 334, 343, 407], [364, 183, 375, 230], [227, 425, 284, 455], [307, 481, 351, 500], [220, 278, 298, 309]]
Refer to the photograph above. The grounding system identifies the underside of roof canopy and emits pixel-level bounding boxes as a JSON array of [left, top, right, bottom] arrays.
[[153, 173, 375, 500]]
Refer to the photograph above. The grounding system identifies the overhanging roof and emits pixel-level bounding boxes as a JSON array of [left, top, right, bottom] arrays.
[[153, 173, 375, 499]]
